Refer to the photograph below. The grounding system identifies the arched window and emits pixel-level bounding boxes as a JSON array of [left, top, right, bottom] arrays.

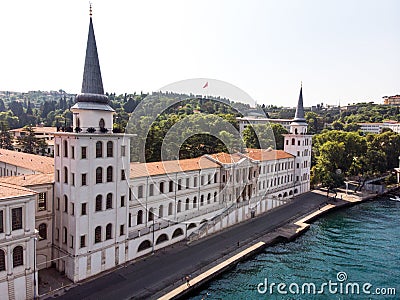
[[148, 208, 154, 222], [207, 193, 211, 204], [13, 246, 23, 267], [95, 195, 102, 211], [63, 227, 67, 244], [106, 166, 113, 182], [107, 141, 113, 157], [99, 118, 105, 129], [185, 198, 190, 210], [106, 223, 112, 240], [193, 197, 197, 208], [0, 249, 5, 271], [214, 192, 217, 202], [63, 140, 68, 157], [172, 228, 184, 239], [200, 195, 204, 206], [168, 203, 173, 215], [96, 167, 103, 184], [64, 166, 68, 184], [159, 205, 163, 218], [96, 141, 103, 158], [292, 138, 295, 145], [38, 223, 47, 240], [159, 182, 164, 193], [156, 234, 168, 245], [106, 193, 112, 209], [95, 226, 102, 243], [177, 200, 182, 213], [138, 240, 151, 252], [137, 210, 143, 225]]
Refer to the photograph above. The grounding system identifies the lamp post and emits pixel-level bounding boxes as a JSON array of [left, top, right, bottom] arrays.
[[33, 229, 38, 300], [151, 216, 155, 254]]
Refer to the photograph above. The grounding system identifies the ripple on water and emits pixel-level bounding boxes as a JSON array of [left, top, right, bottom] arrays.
[[189, 199, 400, 299]]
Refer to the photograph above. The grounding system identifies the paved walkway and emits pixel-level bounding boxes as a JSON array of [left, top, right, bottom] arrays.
[[52, 191, 329, 300]]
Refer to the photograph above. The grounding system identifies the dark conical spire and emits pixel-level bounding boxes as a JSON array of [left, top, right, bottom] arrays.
[[293, 84, 306, 123], [75, 11, 108, 104]]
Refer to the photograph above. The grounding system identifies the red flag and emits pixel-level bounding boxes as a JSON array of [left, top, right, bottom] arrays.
[[202, 81, 209, 88]]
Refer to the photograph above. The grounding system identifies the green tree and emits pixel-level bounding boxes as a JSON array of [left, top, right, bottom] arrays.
[[0, 122, 14, 150], [17, 125, 47, 154]]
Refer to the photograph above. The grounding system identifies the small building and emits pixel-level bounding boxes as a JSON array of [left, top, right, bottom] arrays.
[[0, 183, 38, 300]]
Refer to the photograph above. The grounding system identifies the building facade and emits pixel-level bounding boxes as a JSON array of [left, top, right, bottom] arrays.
[[0, 11, 312, 295]]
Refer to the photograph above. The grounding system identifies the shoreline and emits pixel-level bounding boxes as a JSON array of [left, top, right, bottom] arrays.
[[157, 187, 398, 300]]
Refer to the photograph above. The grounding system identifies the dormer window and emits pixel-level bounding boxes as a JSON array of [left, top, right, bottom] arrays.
[[99, 118, 105, 130]]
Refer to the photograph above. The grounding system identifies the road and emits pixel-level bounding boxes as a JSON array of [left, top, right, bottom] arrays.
[[56, 192, 327, 300]]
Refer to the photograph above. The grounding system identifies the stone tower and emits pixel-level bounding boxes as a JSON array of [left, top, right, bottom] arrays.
[[283, 85, 312, 194], [53, 11, 130, 282]]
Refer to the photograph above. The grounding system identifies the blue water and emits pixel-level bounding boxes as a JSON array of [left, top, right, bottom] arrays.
[[190, 197, 400, 299]]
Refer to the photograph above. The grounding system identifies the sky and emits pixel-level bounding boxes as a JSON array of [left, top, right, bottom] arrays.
[[0, 0, 399, 107]]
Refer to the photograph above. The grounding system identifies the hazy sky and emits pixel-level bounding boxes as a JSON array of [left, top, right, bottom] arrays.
[[0, 0, 398, 107]]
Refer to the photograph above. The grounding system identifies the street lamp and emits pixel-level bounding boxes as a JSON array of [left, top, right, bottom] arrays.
[[33, 229, 39, 300]]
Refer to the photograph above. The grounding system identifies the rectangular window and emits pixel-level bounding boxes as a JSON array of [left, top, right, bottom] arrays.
[[120, 224, 125, 236], [129, 188, 132, 201], [70, 235, 74, 249], [0, 210, 3, 233], [81, 203, 87, 215], [121, 145, 126, 157], [82, 173, 87, 186], [121, 196, 125, 207], [149, 184, 154, 196], [201, 176, 204, 185], [128, 213, 132, 227], [80, 235, 86, 248], [71, 146, 75, 159], [214, 174, 217, 183], [56, 144, 59, 156], [11, 207, 23, 231], [121, 170, 126, 180], [186, 178, 190, 189], [55, 228, 59, 241], [169, 181, 173, 193], [138, 186, 143, 198], [178, 179, 182, 191], [38, 192, 47, 211], [194, 177, 197, 187], [71, 203, 75, 216], [56, 170, 60, 182], [56, 197, 60, 210], [81, 146, 87, 159], [71, 173, 75, 186], [296, 163, 300, 169]]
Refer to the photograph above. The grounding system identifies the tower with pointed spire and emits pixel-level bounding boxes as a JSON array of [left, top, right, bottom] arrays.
[[283, 84, 312, 194], [53, 8, 130, 282]]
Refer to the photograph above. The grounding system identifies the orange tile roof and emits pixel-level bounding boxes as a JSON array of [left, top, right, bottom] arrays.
[[130, 156, 220, 178], [208, 153, 242, 164], [244, 148, 294, 161], [10, 126, 57, 134], [0, 182, 36, 199], [0, 173, 54, 187], [0, 149, 54, 174]]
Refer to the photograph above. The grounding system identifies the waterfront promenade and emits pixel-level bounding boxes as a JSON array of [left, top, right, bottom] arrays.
[[53, 191, 329, 300]]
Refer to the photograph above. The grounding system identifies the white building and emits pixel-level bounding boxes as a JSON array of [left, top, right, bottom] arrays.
[[357, 120, 400, 134], [0, 10, 312, 293], [0, 183, 38, 300]]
